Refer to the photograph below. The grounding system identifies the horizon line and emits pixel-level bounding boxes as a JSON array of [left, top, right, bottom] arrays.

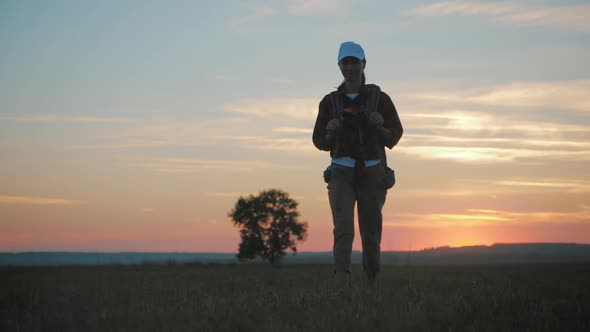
[[2, 242, 589, 255]]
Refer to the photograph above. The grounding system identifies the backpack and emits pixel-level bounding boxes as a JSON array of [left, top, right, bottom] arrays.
[[328, 84, 387, 167], [324, 84, 396, 189]]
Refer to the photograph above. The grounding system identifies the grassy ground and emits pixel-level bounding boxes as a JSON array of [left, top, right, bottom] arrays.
[[1, 263, 589, 331]]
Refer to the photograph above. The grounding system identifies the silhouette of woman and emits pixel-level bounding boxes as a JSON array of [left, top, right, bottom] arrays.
[[312, 41, 403, 286]]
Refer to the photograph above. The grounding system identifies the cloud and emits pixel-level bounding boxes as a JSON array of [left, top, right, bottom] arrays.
[[222, 98, 318, 121], [272, 127, 313, 134], [227, 4, 280, 28], [403, 133, 590, 149], [403, 80, 590, 113], [60, 142, 204, 150], [59, 118, 235, 150], [286, 0, 358, 16], [227, 0, 361, 28], [214, 135, 316, 152], [206, 192, 246, 198], [0, 195, 87, 206], [497, 4, 590, 33], [390, 80, 590, 164], [385, 208, 590, 228], [397, 144, 590, 164], [55, 80, 590, 165], [405, 1, 590, 32], [406, 2, 520, 17], [0, 115, 135, 123], [58, 112, 318, 155], [396, 188, 498, 198], [126, 158, 299, 173], [494, 179, 590, 194], [396, 110, 590, 164], [397, 177, 590, 199]]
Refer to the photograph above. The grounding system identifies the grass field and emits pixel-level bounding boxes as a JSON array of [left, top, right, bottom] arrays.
[[2, 263, 589, 331]]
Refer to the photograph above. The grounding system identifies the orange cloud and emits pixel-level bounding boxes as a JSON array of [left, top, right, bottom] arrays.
[[403, 80, 590, 113], [126, 158, 300, 173], [385, 209, 590, 228], [0, 195, 87, 206]]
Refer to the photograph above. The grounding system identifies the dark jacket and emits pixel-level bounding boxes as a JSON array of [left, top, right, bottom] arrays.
[[312, 84, 403, 162]]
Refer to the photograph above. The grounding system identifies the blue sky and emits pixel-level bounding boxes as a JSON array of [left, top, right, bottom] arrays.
[[1, 0, 589, 251]]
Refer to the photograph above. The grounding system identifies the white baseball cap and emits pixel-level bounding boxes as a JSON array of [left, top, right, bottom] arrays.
[[337, 41, 365, 62]]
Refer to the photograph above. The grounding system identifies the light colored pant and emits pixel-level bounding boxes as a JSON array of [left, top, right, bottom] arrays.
[[327, 163, 387, 274]]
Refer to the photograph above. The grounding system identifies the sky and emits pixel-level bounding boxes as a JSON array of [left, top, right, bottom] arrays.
[[1, 0, 589, 253]]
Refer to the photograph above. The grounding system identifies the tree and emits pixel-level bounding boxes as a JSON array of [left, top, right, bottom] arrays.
[[229, 189, 308, 264]]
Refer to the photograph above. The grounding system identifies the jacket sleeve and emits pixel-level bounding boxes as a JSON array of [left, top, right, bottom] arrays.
[[312, 95, 333, 151], [379, 92, 403, 149]]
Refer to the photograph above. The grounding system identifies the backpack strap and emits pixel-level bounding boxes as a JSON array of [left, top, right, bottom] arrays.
[[329, 91, 344, 120], [365, 84, 381, 114], [329, 91, 344, 158], [364, 84, 388, 168]]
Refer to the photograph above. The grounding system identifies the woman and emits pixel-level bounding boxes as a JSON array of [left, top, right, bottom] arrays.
[[312, 41, 403, 285]]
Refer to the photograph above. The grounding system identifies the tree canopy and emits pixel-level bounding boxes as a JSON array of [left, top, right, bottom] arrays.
[[228, 189, 308, 264]]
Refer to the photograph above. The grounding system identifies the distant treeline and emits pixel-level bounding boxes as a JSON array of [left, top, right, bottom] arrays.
[[2, 243, 590, 266]]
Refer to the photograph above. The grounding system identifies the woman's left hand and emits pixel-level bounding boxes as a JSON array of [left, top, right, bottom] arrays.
[[368, 112, 384, 128]]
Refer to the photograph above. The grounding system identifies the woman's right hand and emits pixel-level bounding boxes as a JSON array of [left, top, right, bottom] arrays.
[[325, 118, 342, 144]]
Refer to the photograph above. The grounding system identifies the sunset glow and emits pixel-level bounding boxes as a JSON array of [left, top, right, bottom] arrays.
[[1, 1, 589, 252]]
